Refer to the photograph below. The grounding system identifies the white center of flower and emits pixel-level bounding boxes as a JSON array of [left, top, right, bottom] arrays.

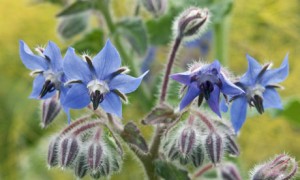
[[246, 84, 265, 99], [87, 79, 110, 94], [43, 70, 63, 89]]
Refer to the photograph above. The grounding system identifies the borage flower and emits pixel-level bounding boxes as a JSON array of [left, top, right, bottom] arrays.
[[229, 54, 289, 133], [171, 60, 244, 117], [19, 40, 67, 100], [63, 40, 148, 118]]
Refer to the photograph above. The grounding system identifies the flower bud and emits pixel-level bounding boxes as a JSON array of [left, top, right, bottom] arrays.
[[87, 143, 103, 171], [178, 127, 196, 156], [167, 142, 180, 160], [205, 132, 223, 165], [191, 144, 204, 167], [251, 154, 298, 180], [47, 137, 60, 167], [220, 163, 242, 180], [173, 7, 209, 40], [74, 154, 88, 178], [225, 134, 240, 156], [99, 157, 110, 176], [141, 0, 167, 16], [59, 137, 79, 167], [41, 95, 61, 128]]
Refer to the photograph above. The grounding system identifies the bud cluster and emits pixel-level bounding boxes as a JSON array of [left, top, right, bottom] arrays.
[[162, 110, 239, 167], [47, 116, 123, 179]]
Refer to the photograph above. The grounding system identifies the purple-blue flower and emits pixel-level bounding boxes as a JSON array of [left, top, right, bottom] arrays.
[[229, 54, 289, 133], [171, 60, 244, 117], [19, 40, 67, 101], [62, 40, 148, 118]]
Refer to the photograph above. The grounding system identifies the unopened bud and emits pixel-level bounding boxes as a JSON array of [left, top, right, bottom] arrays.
[[191, 144, 204, 167], [205, 132, 223, 165], [251, 154, 298, 180], [168, 142, 179, 160], [173, 7, 209, 40], [141, 0, 167, 16], [220, 163, 242, 180], [225, 134, 240, 156], [59, 137, 79, 167], [178, 127, 196, 156], [41, 95, 61, 128], [74, 154, 88, 178], [88, 143, 103, 171], [99, 157, 110, 176], [47, 137, 60, 167]]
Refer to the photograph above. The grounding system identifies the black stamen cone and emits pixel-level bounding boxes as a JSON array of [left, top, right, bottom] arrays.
[[91, 90, 104, 110], [40, 80, 55, 98], [252, 95, 264, 114], [200, 81, 214, 100]]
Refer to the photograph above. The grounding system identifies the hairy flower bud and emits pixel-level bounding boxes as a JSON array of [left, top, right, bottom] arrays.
[[191, 144, 204, 167], [47, 137, 60, 167], [141, 0, 167, 16], [225, 134, 240, 156], [88, 143, 103, 171], [74, 154, 88, 178], [220, 163, 242, 180], [173, 7, 209, 40], [178, 127, 196, 156], [205, 132, 223, 165], [59, 137, 79, 167], [41, 95, 61, 128], [251, 154, 298, 180]]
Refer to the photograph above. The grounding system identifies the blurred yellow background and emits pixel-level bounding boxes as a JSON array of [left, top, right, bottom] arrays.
[[0, 0, 300, 179]]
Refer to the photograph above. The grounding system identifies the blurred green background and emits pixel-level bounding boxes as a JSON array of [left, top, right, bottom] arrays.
[[1, 0, 300, 179]]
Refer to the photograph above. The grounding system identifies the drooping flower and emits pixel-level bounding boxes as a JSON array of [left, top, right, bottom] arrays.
[[229, 54, 289, 133], [171, 60, 244, 117], [19, 40, 67, 101], [62, 40, 148, 118]]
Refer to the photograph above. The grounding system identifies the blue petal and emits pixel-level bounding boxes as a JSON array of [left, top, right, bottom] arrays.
[[29, 75, 55, 99], [263, 88, 283, 109], [170, 71, 191, 85], [179, 86, 200, 110], [63, 48, 92, 83], [260, 54, 289, 86], [109, 71, 148, 94], [207, 85, 221, 117], [220, 98, 228, 112], [93, 40, 121, 80], [44, 41, 63, 72], [230, 96, 248, 133], [240, 54, 262, 85], [208, 60, 221, 72], [100, 92, 122, 118], [220, 74, 244, 96], [19, 40, 48, 70], [63, 83, 90, 109]]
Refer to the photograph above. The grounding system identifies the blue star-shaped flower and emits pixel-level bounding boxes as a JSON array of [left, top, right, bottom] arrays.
[[171, 60, 244, 117], [19, 40, 67, 101], [62, 40, 148, 118], [229, 54, 289, 133]]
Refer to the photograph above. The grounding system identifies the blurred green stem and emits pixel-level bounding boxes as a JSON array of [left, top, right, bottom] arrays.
[[213, 20, 228, 65]]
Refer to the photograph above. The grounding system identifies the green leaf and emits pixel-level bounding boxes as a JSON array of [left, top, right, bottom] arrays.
[[146, 7, 180, 45], [141, 103, 179, 125], [57, 13, 89, 39], [279, 99, 300, 127], [154, 160, 190, 180], [72, 29, 105, 54], [209, 0, 233, 24], [116, 18, 148, 55], [56, 0, 93, 17], [121, 122, 148, 153]]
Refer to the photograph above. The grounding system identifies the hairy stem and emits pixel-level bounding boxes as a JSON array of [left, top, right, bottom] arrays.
[[193, 163, 214, 178], [159, 37, 182, 103], [213, 21, 228, 65]]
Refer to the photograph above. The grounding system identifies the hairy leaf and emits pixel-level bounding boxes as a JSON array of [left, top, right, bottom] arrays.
[[56, 0, 93, 17], [116, 18, 148, 55], [154, 160, 190, 180], [141, 103, 178, 125]]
